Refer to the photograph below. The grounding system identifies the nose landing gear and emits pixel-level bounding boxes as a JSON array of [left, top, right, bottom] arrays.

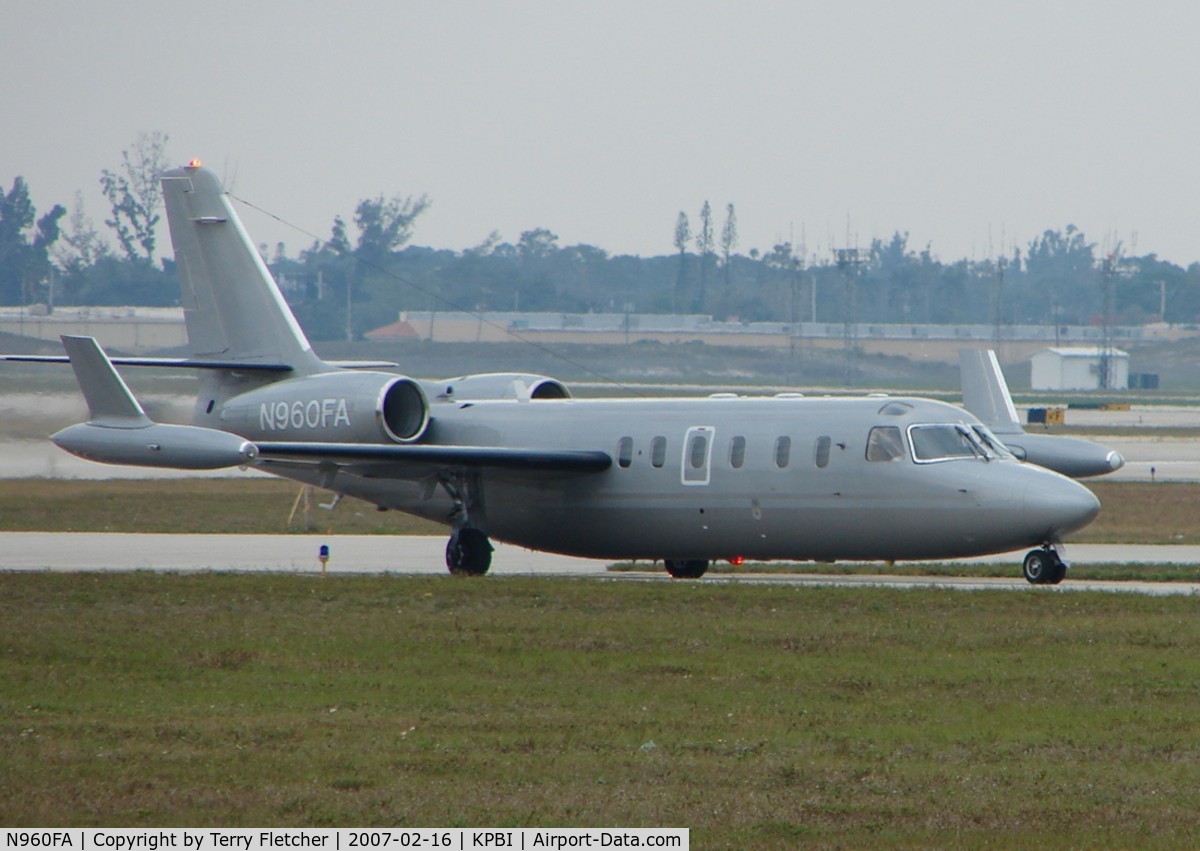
[[1022, 546, 1067, 585]]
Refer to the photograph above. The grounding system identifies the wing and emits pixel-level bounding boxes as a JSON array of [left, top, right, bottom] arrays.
[[255, 441, 612, 479]]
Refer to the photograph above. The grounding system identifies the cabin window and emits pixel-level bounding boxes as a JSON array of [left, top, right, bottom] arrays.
[[774, 436, 792, 468], [910, 424, 982, 463], [814, 435, 831, 468], [651, 436, 667, 468], [866, 426, 905, 462], [729, 435, 746, 469], [689, 433, 708, 469], [617, 436, 633, 468]]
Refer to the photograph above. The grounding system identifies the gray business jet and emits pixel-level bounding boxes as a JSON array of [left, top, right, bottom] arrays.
[[4, 163, 1101, 584], [960, 349, 1124, 479]]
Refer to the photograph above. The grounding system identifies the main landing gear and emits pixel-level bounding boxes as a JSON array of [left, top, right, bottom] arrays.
[[1022, 545, 1067, 585], [439, 470, 492, 576], [446, 527, 493, 576], [664, 559, 709, 579]]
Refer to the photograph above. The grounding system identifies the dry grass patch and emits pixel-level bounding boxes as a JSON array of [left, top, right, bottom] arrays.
[[0, 479, 1196, 547], [0, 478, 443, 535], [1076, 482, 1200, 544]]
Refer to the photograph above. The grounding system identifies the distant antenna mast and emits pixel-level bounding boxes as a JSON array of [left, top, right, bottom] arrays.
[[789, 252, 806, 360], [990, 229, 1008, 353], [991, 257, 1006, 350], [835, 246, 865, 386], [1097, 245, 1127, 390]]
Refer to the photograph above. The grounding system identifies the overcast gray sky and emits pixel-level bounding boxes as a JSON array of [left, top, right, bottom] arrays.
[[5, 1, 1200, 264]]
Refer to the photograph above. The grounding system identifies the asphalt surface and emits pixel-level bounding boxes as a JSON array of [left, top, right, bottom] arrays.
[[5, 533, 1200, 596]]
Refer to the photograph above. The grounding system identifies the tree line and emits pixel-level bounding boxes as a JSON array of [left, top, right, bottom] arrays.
[[5, 132, 1200, 342]]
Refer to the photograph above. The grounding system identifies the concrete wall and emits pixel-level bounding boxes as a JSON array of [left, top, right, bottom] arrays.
[[0, 307, 187, 353], [399, 312, 1156, 366]]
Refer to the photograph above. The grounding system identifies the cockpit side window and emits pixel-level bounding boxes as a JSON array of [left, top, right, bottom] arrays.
[[909, 424, 983, 463], [866, 426, 906, 462]]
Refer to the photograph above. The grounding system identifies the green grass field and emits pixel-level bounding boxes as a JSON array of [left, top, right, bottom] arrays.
[[3, 573, 1200, 845], [5, 479, 1200, 841]]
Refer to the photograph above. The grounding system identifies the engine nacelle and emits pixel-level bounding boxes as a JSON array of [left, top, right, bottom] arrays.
[[52, 421, 258, 469], [422, 373, 571, 401], [220, 371, 430, 443]]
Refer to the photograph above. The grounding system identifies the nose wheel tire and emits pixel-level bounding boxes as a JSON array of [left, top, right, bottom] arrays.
[[664, 559, 709, 579], [1023, 548, 1067, 585], [446, 528, 493, 576]]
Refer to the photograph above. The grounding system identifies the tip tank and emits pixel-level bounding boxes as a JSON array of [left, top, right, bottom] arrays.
[[51, 422, 258, 470]]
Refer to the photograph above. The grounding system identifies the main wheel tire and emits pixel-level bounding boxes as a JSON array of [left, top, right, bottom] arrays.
[[446, 528, 493, 576], [1022, 549, 1048, 584], [1023, 549, 1057, 585], [664, 558, 709, 579]]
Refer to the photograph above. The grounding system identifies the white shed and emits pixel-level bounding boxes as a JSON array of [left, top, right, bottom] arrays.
[[1030, 347, 1129, 391]]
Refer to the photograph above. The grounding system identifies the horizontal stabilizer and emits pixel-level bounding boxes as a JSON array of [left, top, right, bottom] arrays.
[[0, 353, 293, 372]]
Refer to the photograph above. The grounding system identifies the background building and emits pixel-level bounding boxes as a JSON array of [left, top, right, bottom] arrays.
[[1030, 347, 1129, 391]]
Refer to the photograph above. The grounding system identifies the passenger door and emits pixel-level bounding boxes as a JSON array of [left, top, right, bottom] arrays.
[[681, 426, 714, 485]]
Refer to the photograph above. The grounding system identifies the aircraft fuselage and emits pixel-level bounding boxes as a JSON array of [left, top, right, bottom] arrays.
[[257, 393, 1099, 563]]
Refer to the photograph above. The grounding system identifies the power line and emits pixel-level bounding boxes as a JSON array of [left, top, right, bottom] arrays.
[[229, 193, 646, 395]]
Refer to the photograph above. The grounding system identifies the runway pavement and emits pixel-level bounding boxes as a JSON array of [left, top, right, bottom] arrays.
[[5, 533, 1200, 596]]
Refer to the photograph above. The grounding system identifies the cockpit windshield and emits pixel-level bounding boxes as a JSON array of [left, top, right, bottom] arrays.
[[909, 423, 987, 463], [970, 424, 1016, 460]]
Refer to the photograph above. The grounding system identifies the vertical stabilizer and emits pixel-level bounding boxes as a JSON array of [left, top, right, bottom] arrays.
[[162, 163, 325, 374], [960, 349, 1022, 434]]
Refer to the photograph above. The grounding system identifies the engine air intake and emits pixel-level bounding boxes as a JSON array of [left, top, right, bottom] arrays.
[[381, 377, 430, 442]]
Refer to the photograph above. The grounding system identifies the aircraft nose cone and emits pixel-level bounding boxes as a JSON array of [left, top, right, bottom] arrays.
[[1107, 450, 1125, 472], [1024, 475, 1101, 539]]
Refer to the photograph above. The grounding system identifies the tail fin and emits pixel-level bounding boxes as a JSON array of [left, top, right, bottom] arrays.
[[960, 349, 1022, 435], [162, 163, 326, 375]]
